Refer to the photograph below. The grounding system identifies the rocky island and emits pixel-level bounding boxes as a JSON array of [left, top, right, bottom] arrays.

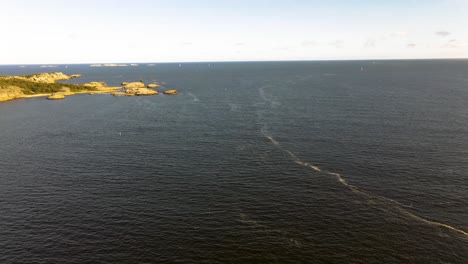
[[164, 89, 179, 95], [0, 72, 179, 103], [1, 72, 73, 102]]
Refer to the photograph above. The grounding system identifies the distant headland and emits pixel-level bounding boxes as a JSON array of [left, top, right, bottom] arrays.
[[0, 72, 178, 103]]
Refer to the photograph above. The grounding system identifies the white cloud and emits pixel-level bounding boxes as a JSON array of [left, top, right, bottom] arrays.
[[390, 31, 409, 38], [329, 40, 344, 48], [276, 46, 291, 51], [301, 40, 317, 46], [435, 31, 451, 37], [364, 38, 376, 48], [444, 39, 465, 48]]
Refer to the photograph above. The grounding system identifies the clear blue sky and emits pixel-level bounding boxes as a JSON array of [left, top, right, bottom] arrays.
[[1, 0, 467, 64]]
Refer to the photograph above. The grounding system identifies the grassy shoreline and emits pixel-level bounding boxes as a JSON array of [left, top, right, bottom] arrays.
[[0, 77, 94, 94], [19, 88, 122, 98]]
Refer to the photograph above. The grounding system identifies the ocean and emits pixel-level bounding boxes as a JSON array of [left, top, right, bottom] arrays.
[[0, 60, 467, 263]]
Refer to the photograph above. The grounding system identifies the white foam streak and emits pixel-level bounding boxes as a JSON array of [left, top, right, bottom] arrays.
[[257, 86, 468, 238], [267, 133, 468, 238], [259, 86, 280, 108], [266, 135, 279, 145], [187, 92, 199, 102]]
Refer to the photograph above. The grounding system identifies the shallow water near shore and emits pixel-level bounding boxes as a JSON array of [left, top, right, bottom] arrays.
[[1, 60, 468, 263]]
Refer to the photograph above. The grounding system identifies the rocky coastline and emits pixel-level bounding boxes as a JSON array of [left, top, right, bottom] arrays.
[[0, 72, 179, 103]]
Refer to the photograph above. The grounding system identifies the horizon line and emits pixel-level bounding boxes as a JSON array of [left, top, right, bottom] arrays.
[[1, 57, 468, 66]]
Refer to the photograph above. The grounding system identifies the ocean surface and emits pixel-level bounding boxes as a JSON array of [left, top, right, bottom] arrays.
[[0, 60, 467, 263]]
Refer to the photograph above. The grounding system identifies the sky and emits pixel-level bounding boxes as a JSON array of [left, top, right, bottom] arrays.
[[0, 0, 467, 64]]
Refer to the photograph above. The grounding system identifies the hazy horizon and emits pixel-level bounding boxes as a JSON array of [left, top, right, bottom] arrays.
[[1, 0, 468, 64], [2, 58, 468, 66]]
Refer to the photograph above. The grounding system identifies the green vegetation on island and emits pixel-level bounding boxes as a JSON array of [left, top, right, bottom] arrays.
[[0, 71, 178, 102], [0, 77, 94, 95], [0, 72, 109, 102]]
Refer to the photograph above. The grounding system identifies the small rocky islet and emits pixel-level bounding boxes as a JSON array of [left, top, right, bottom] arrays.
[[0, 72, 179, 102]]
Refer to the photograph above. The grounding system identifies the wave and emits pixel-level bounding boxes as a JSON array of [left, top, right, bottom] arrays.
[[262, 129, 279, 146], [258, 86, 281, 108], [239, 213, 302, 248], [187, 92, 199, 102]]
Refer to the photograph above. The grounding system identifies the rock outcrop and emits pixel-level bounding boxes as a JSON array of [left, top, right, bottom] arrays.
[[0, 86, 24, 102], [47, 93, 66, 100], [147, 83, 160, 88], [163, 89, 179, 95], [0, 72, 82, 84], [123, 82, 145, 89], [111, 91, 127, 96], [125, 88, 158, 96], [21, 72, 74, 83], [59, 87, 75, 96], [83, 82, 106, 88]]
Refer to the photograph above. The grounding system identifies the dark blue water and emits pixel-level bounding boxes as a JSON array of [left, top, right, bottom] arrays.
[[1, 61, 467, 263]]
